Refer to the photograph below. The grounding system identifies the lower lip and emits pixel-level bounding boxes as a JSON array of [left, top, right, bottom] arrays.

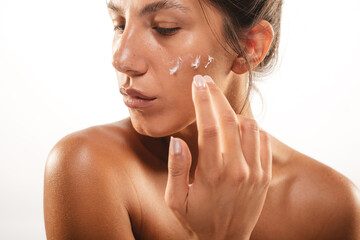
[[123, 96, 157, 109]]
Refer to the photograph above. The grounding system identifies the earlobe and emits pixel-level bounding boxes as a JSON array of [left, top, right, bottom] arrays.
[[231, 56, 249, 75], [231, 20, 274, 74]]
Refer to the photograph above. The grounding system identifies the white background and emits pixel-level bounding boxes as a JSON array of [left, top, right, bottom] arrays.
[[0, 0, 359, 239]]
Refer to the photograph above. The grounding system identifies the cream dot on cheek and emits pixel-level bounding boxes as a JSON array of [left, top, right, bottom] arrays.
[[169, 57, 183, 75], [204, 55, 215, 69], [191, 56, 201, 70]]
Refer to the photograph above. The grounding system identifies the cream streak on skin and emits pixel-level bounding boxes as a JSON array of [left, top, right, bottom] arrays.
[[191, 56, 201, 69], [168, 55, 215, 76], [204, 55, 214, 69], [169, 57, 183, 75]]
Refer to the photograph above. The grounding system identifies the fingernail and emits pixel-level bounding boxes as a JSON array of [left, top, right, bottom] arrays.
[[203, 75, 214, 84], [170, 136, 182, 155], [193, 75, 206, 89]]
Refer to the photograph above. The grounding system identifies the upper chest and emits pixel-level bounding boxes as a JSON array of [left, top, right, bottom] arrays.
[[123, 157, 319, 240]]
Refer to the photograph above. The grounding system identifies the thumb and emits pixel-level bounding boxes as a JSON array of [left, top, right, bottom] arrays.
[[164, 136, 192, 213]]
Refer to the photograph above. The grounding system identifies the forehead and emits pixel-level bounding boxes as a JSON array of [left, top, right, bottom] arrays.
[[107, 0, 198, 15], [107, 0, 227, 44]]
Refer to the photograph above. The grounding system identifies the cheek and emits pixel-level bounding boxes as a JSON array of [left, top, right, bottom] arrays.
[[129, 54, 228, 137], [161, 54, 218, 116], [154, 53, 223, 112]]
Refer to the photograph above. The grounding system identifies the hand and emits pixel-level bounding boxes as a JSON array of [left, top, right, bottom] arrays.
[[164, 75, 272, 240]]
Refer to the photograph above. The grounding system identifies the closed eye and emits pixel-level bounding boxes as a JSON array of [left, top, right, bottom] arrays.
[[153, 27, 180, 36], [113, 25, 180, 36]]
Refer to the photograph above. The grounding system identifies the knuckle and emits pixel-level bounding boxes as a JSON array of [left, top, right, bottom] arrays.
[[236, 114, 245, 121], [248, 170, 261, 183], [262, 172, 272, 186], [204, 171, 223, 187], [168, 166, 186, 177], [260, 130, 270, 142], [250, 171, 272, 187], [220, 114, 239, 126], [201, 125, 219, 139], [229, 168, 249, 185], [164, 194, 180, 211], [242, 119, 260, 132]]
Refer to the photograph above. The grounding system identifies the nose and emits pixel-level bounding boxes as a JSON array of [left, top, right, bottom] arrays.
[[112, 27, 148, 77]]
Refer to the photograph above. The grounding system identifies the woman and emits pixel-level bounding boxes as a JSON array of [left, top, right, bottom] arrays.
[[44, 0, 360, 239]]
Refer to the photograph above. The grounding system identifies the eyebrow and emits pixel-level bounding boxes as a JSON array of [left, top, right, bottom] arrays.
[[107, 0, 190, 16]]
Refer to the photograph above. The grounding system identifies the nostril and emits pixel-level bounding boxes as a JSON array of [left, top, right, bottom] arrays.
[[119, 77, 130, 89], [119, 87, 128, 96]]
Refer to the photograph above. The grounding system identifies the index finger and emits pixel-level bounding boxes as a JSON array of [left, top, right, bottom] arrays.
[[192, 75, 223, 172]]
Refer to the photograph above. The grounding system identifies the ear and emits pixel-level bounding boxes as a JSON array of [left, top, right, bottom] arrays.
[[231, 20, 274, 74]]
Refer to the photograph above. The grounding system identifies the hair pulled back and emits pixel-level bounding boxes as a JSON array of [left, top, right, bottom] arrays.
[[198, 0, 283, 113]]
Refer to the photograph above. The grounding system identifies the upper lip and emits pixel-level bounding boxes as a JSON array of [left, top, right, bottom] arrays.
[[120, 87, 156, 100]]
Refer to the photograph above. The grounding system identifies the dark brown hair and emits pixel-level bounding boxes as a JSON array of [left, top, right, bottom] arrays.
[[198, 0, 283, 114]]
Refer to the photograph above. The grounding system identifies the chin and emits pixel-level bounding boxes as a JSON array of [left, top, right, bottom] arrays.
[[130, 113, 194, 138], [130, 118, 172, 138], [133, 124, 168, 138]]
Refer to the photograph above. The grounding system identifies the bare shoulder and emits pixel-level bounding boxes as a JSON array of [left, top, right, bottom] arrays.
[[45, 118, 138, 186], [47, 118, 137, 157], [287, 150, 360, 239], [44, 118, 140, 240]]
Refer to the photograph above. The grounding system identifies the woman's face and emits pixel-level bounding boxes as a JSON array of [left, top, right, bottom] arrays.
[[108, 0, 236, 137]]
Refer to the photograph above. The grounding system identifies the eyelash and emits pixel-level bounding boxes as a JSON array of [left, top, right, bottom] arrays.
[[153, 27, 180, 36], [113, 25, 180, 36]]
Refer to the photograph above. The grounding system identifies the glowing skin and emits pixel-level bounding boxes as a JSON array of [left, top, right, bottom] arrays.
[[170, 55, 203, 74], [50, 2, 356, 240], [191, 55, 201, 69], [169, 57, 183, 75], [110, 0, 238, 138]]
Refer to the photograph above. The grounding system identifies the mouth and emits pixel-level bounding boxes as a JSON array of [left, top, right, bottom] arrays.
[[123, 95, 157, 109], [120, 87, 157, 100]]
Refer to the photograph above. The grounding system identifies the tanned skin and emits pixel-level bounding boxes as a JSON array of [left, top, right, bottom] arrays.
[[44, 119, 360, 239], [44, 0, 360, 239]]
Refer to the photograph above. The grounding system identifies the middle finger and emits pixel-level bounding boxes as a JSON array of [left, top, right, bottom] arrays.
[[202, 75, 246, 169]]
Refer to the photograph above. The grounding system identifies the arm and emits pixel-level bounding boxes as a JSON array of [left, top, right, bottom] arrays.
[[303, 162, 360, 240], [331, 181, 360, 240], [44, 133, 136, 240]]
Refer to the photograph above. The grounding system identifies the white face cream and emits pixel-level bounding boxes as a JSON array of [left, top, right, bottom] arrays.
[[168, 55, 213, 75], [191, 56, 201, 70], [169, 57, 183, 75], [204, 56, 214, 69]]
